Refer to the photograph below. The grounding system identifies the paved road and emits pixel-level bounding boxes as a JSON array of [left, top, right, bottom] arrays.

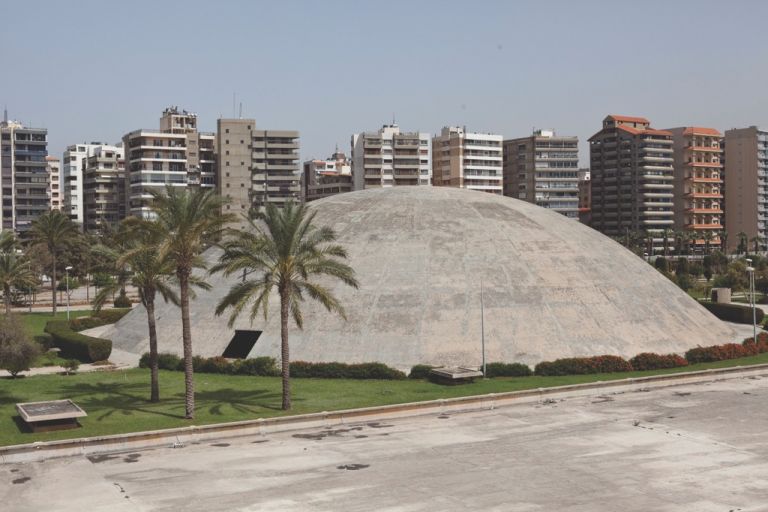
[[3, 376, 768, 511]]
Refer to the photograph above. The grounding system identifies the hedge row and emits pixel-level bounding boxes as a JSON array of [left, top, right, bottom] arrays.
[[138, 353, 407, 380], [534, 355, 633, 376], [69, 308, 132, 332], [685, 338, 768, 364], [700, 301, 765, 324], [44, 320, 112, 363]]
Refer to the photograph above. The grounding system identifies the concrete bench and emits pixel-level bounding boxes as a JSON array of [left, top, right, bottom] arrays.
[[16, 400, 87, 433], [429, 367, 484, 385]]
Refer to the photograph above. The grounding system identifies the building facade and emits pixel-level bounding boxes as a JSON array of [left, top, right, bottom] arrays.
[[350, 124, 431, 190], [82, 145, 125, 231], [123, 107, 215, 219], [303, 150, 353, 202], [216, 119, 300, 223], [432, 126, 502, 194], [63, 142, 110, 224], [46, 156, 62, 211], [589, 115, 674, 249], [667, 127, 724, 252], [723, 126, 768, 252], [503, 130, 579, 217], [578, 168, 591, 225], [0, 114, 49, 234]]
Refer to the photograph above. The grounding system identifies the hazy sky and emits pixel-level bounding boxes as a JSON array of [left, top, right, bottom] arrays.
[[3, 0, 767, 164]]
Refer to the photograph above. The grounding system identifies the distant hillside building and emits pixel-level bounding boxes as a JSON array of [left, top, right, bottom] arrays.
[[350, 124, 431, 190], [589, 115, 674, 250], [0, 112, 49, 234], [432, 126, 502, 194], [303, 150, 352, 202], [503, 130, 579, 218]]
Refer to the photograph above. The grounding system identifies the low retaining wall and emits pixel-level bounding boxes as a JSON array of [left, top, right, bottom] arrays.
[[3, 363, 768, 464]]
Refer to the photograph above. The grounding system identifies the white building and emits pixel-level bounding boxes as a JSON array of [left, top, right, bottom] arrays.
[[350, 124, 431, 190], [432, 126, 503, 194], [46, 156, 62, 211], [303, 150, 353, 202], [63, 142, 110, 224]]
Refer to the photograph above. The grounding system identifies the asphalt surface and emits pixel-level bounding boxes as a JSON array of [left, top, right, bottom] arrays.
[[3, 376, 768, 511]]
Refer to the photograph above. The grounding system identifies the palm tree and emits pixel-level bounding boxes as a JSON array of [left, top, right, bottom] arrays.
[[702, 230, 714, 255], [662, 228, 673, 258], [751, 235, 764, 255], [29, 210, 79, 315], [148, 187, 233, 419], [213, 202, 359, 411], [94, 220, 180, 402], [0, 231, 18, 253], [737, 231, 748, 256], [0, 251, 37, 314], [720, 230, 729, 256]]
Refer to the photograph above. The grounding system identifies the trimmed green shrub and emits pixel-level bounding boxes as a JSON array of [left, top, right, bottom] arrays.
[[139, 352, 182, 371], [95, 308, 131, 323], [70, 308, 131, 332], [114, 293, 132, 308], [63, 359, 80, 375], [700, 301, 764, 324], [685, 343, 750, 364], [199, 356, 234, 374], [629, 353, 688, 371], [44, 320, 112, 363], [232, 357, 279, 376], [408, 364, 435, 379], [34, 333, 54, 350], [484, 362, 533, 377], [535, 355, 632, 376], [289, 361, 406, 380]]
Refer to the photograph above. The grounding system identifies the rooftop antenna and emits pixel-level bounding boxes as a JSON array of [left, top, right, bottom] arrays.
[[392, 112, 396, 125], [232, 92, 236, 118], [239, 102, 243, 119], [3, 105, 7, 124]]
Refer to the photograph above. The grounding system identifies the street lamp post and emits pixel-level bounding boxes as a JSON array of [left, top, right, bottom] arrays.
[[65, 266, 73, 320], [746, 259, 756, 343]]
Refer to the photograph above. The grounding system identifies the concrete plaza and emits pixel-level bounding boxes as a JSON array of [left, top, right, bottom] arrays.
[[2, 375, 768, 511]]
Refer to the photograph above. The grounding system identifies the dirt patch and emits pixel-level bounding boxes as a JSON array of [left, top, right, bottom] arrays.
[[12, 477, 31, 484], [211, 443, 231, 447], [88, 454, 119, 464], [337, 464, 370, 471]]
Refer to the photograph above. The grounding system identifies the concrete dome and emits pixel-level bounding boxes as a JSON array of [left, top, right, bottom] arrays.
[[101, 187, 736, 369]]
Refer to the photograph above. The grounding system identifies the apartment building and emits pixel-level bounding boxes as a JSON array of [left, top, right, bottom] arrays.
[[432, 126, 502, 194], [63, 142, 110, 224], [350, 124, 431, 190], [82, 145, 125, 231], [123, 107, 215, 219], [589, 115, 674, 248], [723, 126, 768, 252], [667, 127, 724, 252], [578, 169, 591, 225], [0, 112, 49, 234], [46, 156, 62, 211], [303, 150, 352, 202], [216, 119, 300, 223], [502, 130, 579, 217]]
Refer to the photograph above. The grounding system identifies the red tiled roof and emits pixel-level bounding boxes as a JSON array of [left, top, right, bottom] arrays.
[[607, 115, 650, 124], [682, 127, 722, 136], [617, 125, 672, 137]]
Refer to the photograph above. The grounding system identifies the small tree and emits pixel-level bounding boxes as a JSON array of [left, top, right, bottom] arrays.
[[62, 359, 80, 375], [675, 257, 690, 277], [0, 314, 40, 377]]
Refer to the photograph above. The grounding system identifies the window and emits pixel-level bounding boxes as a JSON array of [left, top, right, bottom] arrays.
[[226, 140, 229, 145], [226, 150, 229, 155], [225, 129, 229, 134]]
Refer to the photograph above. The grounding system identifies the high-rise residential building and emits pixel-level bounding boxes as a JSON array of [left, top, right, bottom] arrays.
[[46, 156, 62, 211], [667, 127, 724, 252], [578, 168, 591, 225], [350, 124, 431, 190], [303, 149, 352, 202], [63, 142, 108, 224], [123, 107, 216, 219], [432, 126, 502, 194], [0, 112, 49, 234], [216, 119, 301, 224], [82, 145, 125, 232], [589, 115, 674, 249], [502, 130, 579, 217], [723, 126, 768, 252]]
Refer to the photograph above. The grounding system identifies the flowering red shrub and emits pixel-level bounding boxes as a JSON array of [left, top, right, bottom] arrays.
[[534, 355, 632, 376], [629, 352, 688, 371], [685, 343, 751, 364]]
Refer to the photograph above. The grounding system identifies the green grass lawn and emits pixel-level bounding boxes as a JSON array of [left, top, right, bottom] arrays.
[[20, 310, 93, 337], [3, 352, 768, 448]]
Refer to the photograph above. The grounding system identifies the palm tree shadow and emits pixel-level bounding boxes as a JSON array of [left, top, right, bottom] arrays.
[[191, 388, 284, 414], [57, 381, 187, 421]]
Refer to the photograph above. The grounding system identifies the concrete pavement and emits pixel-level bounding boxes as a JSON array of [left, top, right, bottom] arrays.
[[2, 375, 768, 511]]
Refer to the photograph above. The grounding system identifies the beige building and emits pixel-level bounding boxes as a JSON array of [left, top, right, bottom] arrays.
[[667, 127, 723, 252], [503, 130, 579, 218], [217, 119, 300, 223], [589, 115, 674, 249], [350, 124, 431, 190], [578, 169, 591, 225], [46, 156, 62, 211], [432, 126, 502, 194], [303, 150, 352, 202], [83, 145, 125, 231], [123, 107, 215, 219], [723, 126, 768, 252]]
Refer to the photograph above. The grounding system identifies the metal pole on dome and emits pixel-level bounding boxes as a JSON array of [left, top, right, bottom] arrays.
[[481, 279, 486, 379]]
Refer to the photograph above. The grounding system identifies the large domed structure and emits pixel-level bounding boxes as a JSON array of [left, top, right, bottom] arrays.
[[100, 187, 736, 369]]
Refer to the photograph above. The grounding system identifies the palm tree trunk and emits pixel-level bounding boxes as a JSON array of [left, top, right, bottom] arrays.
[[280, 287, 291, 411], [4, 284, 10, 314], [179, 272, 195, 419], [51, 253, 57, 315], [146, 297, 160, 403]]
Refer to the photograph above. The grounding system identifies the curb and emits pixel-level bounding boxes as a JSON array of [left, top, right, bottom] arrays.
[[2, 363, 768, 464]]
